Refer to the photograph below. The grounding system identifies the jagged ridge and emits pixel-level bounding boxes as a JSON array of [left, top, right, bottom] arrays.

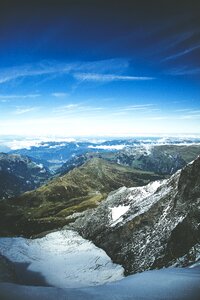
[[72, 156, 200, 274]]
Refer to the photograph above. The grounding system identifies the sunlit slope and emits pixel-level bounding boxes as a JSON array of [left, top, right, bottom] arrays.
[[0, 158, 161, 236]]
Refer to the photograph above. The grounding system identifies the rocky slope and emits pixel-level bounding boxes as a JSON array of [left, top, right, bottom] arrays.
[[0, 158, 162, 236], [72, 156, 200, 274], [0, 153, 51, 199]]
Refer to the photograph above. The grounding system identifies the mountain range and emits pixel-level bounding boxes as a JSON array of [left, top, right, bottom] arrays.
[[0, 151, 200, 273], [6, 138, 200, 172], [0, 139, 200, 299], [0, 153, 51, 199], [0, 158, 161, 236], [57, 144, 200, 176]]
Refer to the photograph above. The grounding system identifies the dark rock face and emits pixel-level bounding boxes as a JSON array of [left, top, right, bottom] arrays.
[[72, 156, 200, 274], [0, 153, 51, 199], [177, 157, 200, 202]]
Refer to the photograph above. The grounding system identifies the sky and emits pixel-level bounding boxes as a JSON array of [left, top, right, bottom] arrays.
[[0, 0, 200, 137]]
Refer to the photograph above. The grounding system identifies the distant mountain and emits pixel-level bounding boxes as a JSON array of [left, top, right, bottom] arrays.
[[9, 141, 124, 172], [0, 158, 162, 236], [113, 144, 200, 175], [9, 138, 200, 172], [9, 142, 92, 172], [0, 153, 51, 199], [72, 156, 200, 274], [56, 144, 200, 176], [56, 154, 88, 175], [114, 145, 200, 175]]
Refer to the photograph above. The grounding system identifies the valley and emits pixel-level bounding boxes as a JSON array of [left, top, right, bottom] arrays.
[[0, 137, 200, 299]]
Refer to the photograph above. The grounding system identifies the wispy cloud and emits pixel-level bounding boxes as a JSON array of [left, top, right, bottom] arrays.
[[74, 73, 154, 82], [53, 103, 104, 116], [0, 62, 73, 84], [176, 108, 200, 114], [0, 59, 130, 85], [175, 108, 193, 112], [179, 114, 200, 120], [147, 116, 170, 120], [51, 92, 69, 97], [108, 104, 160, 117], [0, 59, 155, 86], [165, 66, 200, 76], [119, 104, 155, 111], [13, 107, 39, 115], [0, 94, 40, 99], [163, 44, 200, 62], [52, 103, 160, 119], [53, 104, 80, 113], [177, 108, 200, 120]]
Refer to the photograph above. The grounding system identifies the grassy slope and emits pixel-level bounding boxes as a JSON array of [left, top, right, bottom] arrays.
[[0, 158, 162, 237]]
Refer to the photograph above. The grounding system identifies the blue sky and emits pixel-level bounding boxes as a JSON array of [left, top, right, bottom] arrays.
[[0, 0, 200, 136]]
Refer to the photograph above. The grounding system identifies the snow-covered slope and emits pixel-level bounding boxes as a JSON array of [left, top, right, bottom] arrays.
[[72, 156, 200, 274], [0, 230, 124, 288], [1, 267, 200, 300]]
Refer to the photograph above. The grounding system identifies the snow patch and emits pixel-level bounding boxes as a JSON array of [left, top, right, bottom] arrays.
[[110, 205, 130, 222], [140, 144, 152, 155], [36, 163, 43, 169], [0, 230, 124, 288], [107, 179, 172, 228]]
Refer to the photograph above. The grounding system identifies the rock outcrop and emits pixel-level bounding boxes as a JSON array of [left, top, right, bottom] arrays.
[[72, 156, 200, 274]]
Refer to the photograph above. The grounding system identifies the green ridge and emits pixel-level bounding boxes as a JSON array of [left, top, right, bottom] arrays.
[[0, 158, 162, 237]]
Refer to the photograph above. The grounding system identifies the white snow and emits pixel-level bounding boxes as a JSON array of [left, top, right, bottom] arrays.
[[140, 144, 152, 155], [110, 205, 130, 222], [148, 180, 162, 192], [1, 267, 200, 299], [36, 163, 43, 169], [49, 143, 66, 149], [107, 179, 173, 228], [127, 180, 163, 202], [0, 230, 124, 288], [126, 181, 171, 223], [88, 145, 126, 150]]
